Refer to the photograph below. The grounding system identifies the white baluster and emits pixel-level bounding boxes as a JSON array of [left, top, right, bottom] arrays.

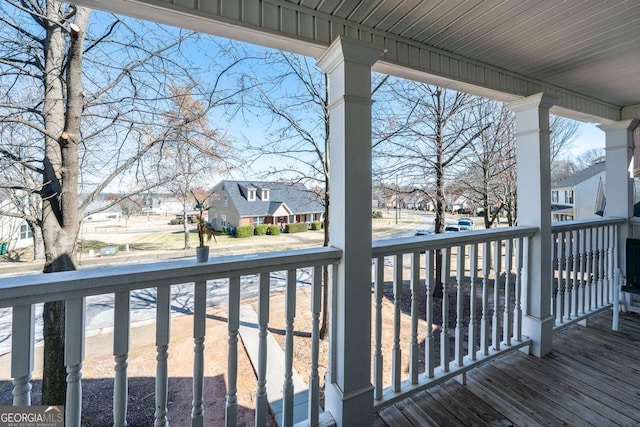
[[578, 229, 585, 315], [555, 232, 563, 323], [513, 238, 524, 342], [468, 244, 478, 361], [373, 256, 384, 398], [503, 239, 512, 346], [410, 251, 420, 384], [440, 247, 450, 373], [598, 226, 605, 308], [155, 287, 170, 427], [226, 276, 240, 427], [192, 281, 206, 427], [425, 250, 435, 378], [480, 242, 490, 357], [255, 273, 270, 425], [585, 228, 593, 311], [282, 269, 297, 427], [564, 230, 572, 321], [606, 225, 614, 303], [522, 237, 530, 318], [392, 253, 402, 391], [455, 245, 465, 367], [65, 297, 85, 427], [597, 226, 604, 307], [571, 230, 579, 318], [551, 232, 557, 319], [113, 291, 130, 427], [308, 266, 322, 426], [11, 305, 34, 406], [611, 225, 618, 303], [492, 240, 502, 351]]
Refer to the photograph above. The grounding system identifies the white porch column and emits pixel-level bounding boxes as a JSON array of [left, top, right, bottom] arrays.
[[508, 93, 555, 357], [317, 36, 382, 427], [599, 119, 638, 272]]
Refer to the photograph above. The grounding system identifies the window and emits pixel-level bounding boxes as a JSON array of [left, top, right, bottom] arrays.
[[565, 190, 574, 204], [19, 223, 33, 240], [224, 195, 228, 207], [551, 191, 559, 203], [247, 190, 256, 201], [253, 216, 264, 225], [261, 189, 269, 201]]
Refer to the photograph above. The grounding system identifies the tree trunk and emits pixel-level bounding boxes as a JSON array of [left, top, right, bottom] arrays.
[[40, 3, 91, 405], [320, 184, 330, 339], [30, 221, 45, 261], [182, 202, 191, 249]]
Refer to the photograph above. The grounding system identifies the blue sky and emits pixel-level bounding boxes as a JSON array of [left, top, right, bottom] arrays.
[[573, 123, 605, 156]]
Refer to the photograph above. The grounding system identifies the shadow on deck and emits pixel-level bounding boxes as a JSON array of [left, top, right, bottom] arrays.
[[375, 311, 640, 427]]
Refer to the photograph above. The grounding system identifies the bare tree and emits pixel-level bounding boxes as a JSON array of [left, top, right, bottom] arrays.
[[458, 103, 581, 226], [373, 81, 485, 234], [159, 85, 231, 248], [0, 1, 245, 403], [373, 80, 486, 297], [242, 51, 334, 335], [457, 100, 515, 227]]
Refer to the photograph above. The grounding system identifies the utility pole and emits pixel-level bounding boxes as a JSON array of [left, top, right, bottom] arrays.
[[395, 174, 399, 225]]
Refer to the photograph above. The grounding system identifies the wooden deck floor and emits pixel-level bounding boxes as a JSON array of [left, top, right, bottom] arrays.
[[374, 311, 640, 427]]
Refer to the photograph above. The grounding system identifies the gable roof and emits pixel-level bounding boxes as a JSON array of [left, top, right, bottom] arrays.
[[220, 180, 323, 217], [553, 161, 606, 189]]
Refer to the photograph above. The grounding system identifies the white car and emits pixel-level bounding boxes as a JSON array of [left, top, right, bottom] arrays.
[[457, 218, 474, 230]]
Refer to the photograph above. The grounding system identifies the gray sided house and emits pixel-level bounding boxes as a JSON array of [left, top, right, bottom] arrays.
[[551, 161, 606, 221], [208, 181, 324, 231]]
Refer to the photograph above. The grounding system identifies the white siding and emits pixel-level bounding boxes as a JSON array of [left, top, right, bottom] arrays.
[[574, 173, 604, 220]]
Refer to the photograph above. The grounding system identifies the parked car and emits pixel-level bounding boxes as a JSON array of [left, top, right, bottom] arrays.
[[414, 230, 433, 236], [457, 218, 474, 230], [444, 226, 461, 232]]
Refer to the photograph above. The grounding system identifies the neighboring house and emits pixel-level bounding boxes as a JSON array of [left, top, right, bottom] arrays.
[[83, 201, 123, 222], [0, 199, 33, 251], [552, 161, 606, 221], [208, 181, 324, 231]]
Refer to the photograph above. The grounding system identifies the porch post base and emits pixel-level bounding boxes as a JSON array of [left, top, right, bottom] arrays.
[[522, 315, 554, 357], [324, 381, 374, 427]]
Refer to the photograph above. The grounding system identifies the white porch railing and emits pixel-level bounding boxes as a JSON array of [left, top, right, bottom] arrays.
[[370, 226, 537, 409], [550, 217, 625, 331], [0, 218, 628, 426], [0, 247, 341, 427]]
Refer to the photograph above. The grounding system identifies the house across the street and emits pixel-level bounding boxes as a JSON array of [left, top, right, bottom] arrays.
[[208, 180, 324, 231]]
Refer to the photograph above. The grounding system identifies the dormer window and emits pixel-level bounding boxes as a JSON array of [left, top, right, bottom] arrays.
[[248, 189, 256, 201], [261, 189, 269, 201]]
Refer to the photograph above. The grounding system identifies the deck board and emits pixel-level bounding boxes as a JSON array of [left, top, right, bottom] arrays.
[[374, 311, 640, 426]]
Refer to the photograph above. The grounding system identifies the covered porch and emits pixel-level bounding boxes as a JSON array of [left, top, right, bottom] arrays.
[[3, 1, 640, 426], [375, 310, 640, 426]]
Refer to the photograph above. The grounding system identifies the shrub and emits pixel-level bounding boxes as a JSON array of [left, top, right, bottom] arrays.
[[235, 225, 254, 238], [267, 225, 280, 236], [372, 210, 383, 219], [254, 224, 269, 236], [286, 223, 308, 233], [310, 221, 323, 230]]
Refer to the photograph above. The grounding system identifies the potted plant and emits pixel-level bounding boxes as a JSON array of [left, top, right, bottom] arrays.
[[192, 190, 216, 262]]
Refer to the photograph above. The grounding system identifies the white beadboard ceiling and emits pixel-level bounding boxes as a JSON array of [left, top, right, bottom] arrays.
[[71, 0, 640, 120], [289, 0, 640, 108]]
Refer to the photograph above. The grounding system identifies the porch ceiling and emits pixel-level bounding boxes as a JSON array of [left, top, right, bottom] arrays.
[[295, 0, 640, 108], [72, 0, 640, 123]]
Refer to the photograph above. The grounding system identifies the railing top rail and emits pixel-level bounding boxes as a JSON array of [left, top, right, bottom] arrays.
[[551, 216, 626, 233], [372, 226, 538, 258], [0, 246, 342, 308]]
